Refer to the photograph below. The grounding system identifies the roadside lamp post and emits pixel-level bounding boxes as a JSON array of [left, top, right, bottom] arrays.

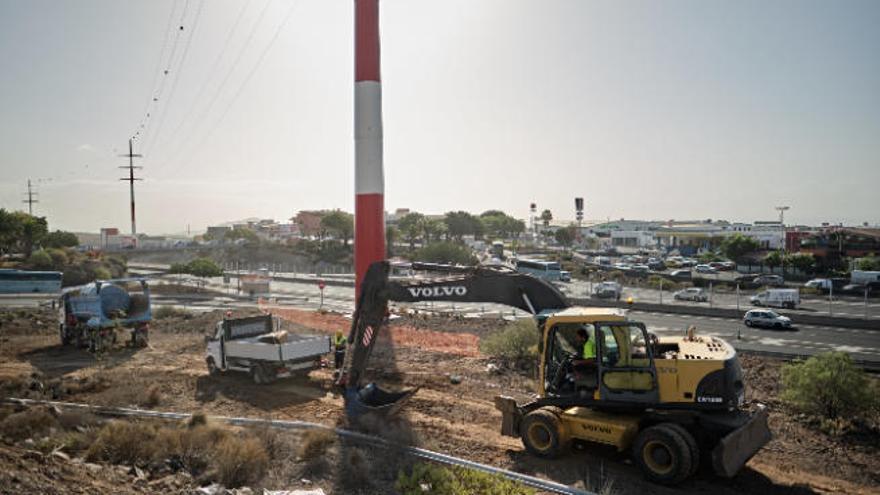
[[659, 277, 663, 305]]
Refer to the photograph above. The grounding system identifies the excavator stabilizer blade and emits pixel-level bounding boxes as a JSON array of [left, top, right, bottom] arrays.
[[712, 405, 771, 477], [344, 383, 418, 418]]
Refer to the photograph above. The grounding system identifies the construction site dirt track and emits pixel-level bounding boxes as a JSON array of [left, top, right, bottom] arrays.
[[1, 307, 878, 494]]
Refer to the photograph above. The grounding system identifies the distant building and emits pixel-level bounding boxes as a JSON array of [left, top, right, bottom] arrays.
[[800, 228, 880, 264], [291, 211, 325, 237], [206, 225, 231, 241]]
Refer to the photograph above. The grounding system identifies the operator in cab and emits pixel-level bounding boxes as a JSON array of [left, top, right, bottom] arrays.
[[333, 330, 347, 369], [572, 327, 597, 393]]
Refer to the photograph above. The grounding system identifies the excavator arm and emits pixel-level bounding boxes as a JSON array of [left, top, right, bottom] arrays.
[[338, 260, 569, 416]]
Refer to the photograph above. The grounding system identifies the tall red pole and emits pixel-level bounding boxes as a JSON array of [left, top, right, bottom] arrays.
[[354, 0, 385, 298]]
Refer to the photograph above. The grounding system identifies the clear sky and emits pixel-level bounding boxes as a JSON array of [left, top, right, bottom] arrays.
[[1, 0, 878, 234]]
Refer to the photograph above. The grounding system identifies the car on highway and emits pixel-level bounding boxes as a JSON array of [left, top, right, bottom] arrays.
[[840, 283, 876, 296], [670, 269, 692, 280], [720, 261, 736, 271], [753, 274, 785, 287], [647, 259, 666, 271], [673, 287, 709, 302], [743, 309, 792, 329], [592, 281, 622, 300], [695, 264, 718, 274]]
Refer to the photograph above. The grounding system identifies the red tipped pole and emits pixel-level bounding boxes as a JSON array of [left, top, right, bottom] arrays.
[[354, 0, 385, 298]]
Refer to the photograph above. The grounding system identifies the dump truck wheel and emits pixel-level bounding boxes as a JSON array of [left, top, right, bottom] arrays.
[[663, 423, 700, 477], [520, 408, 567, 458], [206, 358, 219, 376], [633, 424, 693, 485]]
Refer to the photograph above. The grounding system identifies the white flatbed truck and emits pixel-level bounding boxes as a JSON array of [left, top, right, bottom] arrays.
[[205, 314, 331, 384]]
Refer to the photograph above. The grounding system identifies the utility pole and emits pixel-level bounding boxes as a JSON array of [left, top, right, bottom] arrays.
[[119, 139, 143, 238], [22, 179, 38, 215]]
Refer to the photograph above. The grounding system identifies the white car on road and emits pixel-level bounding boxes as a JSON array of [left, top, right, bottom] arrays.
[[743, 309, 792, 329], [673, 287, 709, 302]]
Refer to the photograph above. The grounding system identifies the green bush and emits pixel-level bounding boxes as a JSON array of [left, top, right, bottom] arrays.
[[397, 463, 535, 495], [26, 250, 53, 269], [413, 242, 477, 266], [169, 257, 223, 278], [479, 319, 540, 368], [781, 352, 879, 421]]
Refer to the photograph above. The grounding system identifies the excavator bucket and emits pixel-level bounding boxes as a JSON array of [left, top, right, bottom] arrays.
[[712, 405, 772, 477], [344, 383, 418, 418]]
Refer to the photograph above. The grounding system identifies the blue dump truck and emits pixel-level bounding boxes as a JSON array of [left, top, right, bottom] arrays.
[[59, 278, 151, 352]]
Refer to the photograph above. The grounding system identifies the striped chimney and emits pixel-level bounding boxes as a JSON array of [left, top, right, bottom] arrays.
[[354, 0, 385, 298]]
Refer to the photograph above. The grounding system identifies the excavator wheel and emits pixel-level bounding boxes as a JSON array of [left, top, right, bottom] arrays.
[[632, 423, 694, 485], [520, 407, 568, 458], [662, 423, 701, 477]]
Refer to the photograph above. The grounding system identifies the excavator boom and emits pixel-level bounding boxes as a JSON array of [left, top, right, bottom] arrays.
[[338, 260, 568, 415]]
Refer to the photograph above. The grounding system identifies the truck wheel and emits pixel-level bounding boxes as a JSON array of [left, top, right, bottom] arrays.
[[662, 423, 700, 477], [251, 366, 264, 384], [60, 325, 69, 346], [633, 424, 694, 485], [206, 358, 219, 376], [520, 407, 568, 458]]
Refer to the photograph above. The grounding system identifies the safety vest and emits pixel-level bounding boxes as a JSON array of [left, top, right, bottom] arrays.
[[582, 338, 596, 359], [334, 334, 347, 349]]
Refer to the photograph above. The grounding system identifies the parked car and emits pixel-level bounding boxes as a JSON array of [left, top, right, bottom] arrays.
[[695, 264, 718, 274], [673, 287, 709, 302], [750, 289, 800, 309], [680, 259, 698, 267], [613, 263, 632, 271], [720, 261, 736, 271], [632, 264, 650, 273], [670, 269, 692, 280], [743, 309, 792, 329], [593, 281, 622, 300], [752, 274, 784, 287], [559, 270, 571, 282]]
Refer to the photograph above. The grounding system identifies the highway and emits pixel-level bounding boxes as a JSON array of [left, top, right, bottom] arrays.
[[165, 275, 880, 367]]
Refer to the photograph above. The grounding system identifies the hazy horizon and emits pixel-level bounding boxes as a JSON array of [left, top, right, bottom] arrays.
[[2, 0, 878, 234]]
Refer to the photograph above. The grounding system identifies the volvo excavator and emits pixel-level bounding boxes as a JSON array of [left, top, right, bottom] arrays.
[[337, 261, 770, 485]]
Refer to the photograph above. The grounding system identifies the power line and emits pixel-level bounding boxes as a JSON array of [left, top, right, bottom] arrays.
[[172, 1, 300, 171], [142, 0, 206, 156], [151, 0, 275, 174], [147, 0, 256, 163], [132, 0, 180, 141]]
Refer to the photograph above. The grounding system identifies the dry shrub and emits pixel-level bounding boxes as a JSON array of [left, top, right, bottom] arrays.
[[56, 409, 102, 430], [57, 429, 99, 455], [186, 411, 208, 428], [0, 406, 59, 441], [86, 420, 158, 465], [341, 447, 372, 491], [214, 435, 269, 488], [142, 385, 163, 408], [177, 424, 229, 474], [299, 428, 336, 460]]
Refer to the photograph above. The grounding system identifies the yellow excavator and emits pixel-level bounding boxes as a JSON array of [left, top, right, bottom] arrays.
[[338, 261, 770, 485]]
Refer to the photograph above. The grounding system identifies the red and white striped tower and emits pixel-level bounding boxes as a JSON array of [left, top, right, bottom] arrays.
[[354, 0, 385, 298]]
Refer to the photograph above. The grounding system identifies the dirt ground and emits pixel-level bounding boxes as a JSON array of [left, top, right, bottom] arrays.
[[1, 307, 878, 495]]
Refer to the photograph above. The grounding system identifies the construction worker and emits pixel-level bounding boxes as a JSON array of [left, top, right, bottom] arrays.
[[575, 327, 596, 362], [572, 327, 597, 392], [333, 330, 347, 369]]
